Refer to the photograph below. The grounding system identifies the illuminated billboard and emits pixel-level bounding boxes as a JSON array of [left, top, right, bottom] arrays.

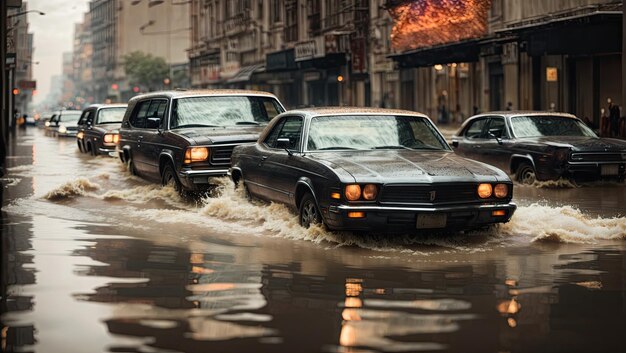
[[388, 0, 492, 51]]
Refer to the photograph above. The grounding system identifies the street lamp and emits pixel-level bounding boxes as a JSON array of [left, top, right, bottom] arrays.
[[7, 10, 45, 19]]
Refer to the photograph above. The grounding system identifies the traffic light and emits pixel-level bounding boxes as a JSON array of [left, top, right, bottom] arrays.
[[12, 88, 20, 95]]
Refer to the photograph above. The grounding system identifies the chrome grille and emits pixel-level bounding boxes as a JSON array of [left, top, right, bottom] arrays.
[[379, 184, 479, 205], [570, 153, 624, 162], [210, 146, 235, 165]]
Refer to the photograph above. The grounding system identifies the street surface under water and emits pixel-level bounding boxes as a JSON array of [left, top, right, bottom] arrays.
[[1, 128, 626, 353]]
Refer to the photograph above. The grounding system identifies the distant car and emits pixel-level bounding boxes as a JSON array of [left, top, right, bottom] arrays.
[[77, 104, 127, 156], [451, 111, 626, 184], [230, 107, 516, 232], [118, 89, 285, 193], [45, 110, 82, 137], [25, 116, 36, 126]]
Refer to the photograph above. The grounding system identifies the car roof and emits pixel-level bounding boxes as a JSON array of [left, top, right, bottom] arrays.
[[127, 89, 279, 102], [283, 106, 429, 119], [470, 111, 578, 119], [87, 103, 128, 110]]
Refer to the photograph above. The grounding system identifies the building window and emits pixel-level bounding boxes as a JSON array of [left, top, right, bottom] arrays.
[[307, 0, 321, 35], [324, 0, 339, 29], [285, 0, 298, 42], [271, 0, 281, 23]]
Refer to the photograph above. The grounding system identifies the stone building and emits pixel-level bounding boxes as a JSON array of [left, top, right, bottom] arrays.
[[87, 0, 191, 103]]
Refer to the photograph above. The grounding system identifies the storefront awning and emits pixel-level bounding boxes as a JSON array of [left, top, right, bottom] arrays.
[[389, 39, 481, 68], [227, 64, 265, 83], [495, 6, 622, 55]]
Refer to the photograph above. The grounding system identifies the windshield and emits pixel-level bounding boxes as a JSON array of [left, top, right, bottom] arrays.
[[307, 115, 450, 151], [511, 116, 597, 138], [97, 107, 126, 124], [171, 96, 283, 128], [60, 112, 82, 122]]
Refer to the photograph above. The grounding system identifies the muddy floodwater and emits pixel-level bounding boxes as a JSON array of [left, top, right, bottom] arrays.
[[2, 128, 626, 353]]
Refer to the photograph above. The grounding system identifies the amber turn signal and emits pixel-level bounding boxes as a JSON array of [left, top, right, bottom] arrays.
[[362, 184, 378, 200], [492, 210, 507, 217], [184, 147, 210, 164], [345, 184, 361, 201], [477, 183, 493, 198], [494, 184, 509, 198], [348, 212, 365, 219], [330, 192, 341, 200]]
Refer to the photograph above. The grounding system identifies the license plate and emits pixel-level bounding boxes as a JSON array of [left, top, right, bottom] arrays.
[[416, 214, 447, 229], [601, 164, 619, 176]]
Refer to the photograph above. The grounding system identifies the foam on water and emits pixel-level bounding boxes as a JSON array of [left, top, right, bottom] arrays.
[[44, 178, 101, 201], [500, 203, 626, 243]]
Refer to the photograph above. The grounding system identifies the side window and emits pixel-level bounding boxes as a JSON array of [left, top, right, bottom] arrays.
[[145, 100, 167, 129], [275, 117, 303, 150], [130, 100, 151, 128], [263, 100, 282, 119], [49, 115, 58, 123], [486, 117, 507, 138], [78, 111, 88, 125], [85, 111, 95, 125], [464, 118, 488, 139], [264, 119, 287, 147]]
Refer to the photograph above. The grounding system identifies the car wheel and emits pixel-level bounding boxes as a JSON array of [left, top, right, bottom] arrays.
[[77, 141, 83, 153], [299, 192, 322, 228], [126, 156, 137, 176], [161, 162, 182, 192], [91, 144, 98, 156], [516, 162, 536, 185]]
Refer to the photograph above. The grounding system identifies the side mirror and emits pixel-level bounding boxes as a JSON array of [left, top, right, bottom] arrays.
[[488, 132, 503, 145], [451, 139, 459, 148], [146, 117, 161, 129], [276, 138, 293, 156]]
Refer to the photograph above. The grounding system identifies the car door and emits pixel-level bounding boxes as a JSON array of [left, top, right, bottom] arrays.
[[83, 109, 97, 147], [139, 99, 169, 179], [481, 116, 513, 171], [126, 100, 151, 175], [244, 118, 287, 199], [259, 116, 305, 204], [455, 117, 489, 161]]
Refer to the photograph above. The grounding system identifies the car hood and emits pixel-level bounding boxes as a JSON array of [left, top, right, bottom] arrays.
[[309, 150, 509, 183], [173, 125, 265, 145], [520, 136, 626, 152]]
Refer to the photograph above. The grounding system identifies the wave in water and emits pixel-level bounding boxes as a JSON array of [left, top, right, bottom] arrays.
[[44, 178, 101, 201]]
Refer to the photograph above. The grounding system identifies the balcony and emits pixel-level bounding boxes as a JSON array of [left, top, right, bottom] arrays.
[[224, 13, 250, 36]]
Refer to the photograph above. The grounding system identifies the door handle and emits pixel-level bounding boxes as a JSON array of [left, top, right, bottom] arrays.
[[257, 155, 269, 166]]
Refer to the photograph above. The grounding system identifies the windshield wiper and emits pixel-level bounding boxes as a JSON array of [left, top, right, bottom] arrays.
[[372, 145, 411, 150], [317, 147, 359, 151], [172, 124, 220, 129], [235, 121, 261, 125]]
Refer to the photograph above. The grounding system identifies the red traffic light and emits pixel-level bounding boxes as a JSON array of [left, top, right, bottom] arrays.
[[111, 83, 119, 90], [12, 88, 20, 95], [133, 86, 140, 93]]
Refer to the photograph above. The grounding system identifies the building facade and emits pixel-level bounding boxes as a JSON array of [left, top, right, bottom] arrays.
[[7, 1, 35, 117], [187, 0, 622, 124]]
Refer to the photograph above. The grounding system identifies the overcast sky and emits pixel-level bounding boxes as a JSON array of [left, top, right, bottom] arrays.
[[28, 0, 90, 104]]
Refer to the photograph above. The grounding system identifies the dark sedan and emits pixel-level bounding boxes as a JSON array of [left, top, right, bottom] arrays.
[[77, 104, 127, 156], [451, 111, 626, 184], [230, 107, 516, 233], [118, 89, 285, 193], [45, 110, 82, 137]]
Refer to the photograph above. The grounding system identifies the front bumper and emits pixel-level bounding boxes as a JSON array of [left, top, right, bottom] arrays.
[[58, 131, 77, 137], [322, 202, 517, 232], [178, 168, 229, 190], [565, 162, 626, 181]]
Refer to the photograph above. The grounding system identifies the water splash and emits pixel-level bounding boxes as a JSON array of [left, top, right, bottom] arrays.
[[44, 178, 101, 201], [500, 203, 626, 243]]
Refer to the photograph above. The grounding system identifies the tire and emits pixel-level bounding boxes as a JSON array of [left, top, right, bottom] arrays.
[[91, 143, 98, 156], [126, 155, 137, 176], [516, 162, 536, 185], [77, 140, 83, 153], [161, 162, 182, 192], [299, 192, 322, 228]]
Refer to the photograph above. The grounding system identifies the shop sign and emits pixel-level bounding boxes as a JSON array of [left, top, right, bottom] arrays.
[[202, 64, 221, 83], [303, 72, 322, 81], [221, 61, 240, 79], [295, 37, 324, 62], [546, 67, 558, 82]]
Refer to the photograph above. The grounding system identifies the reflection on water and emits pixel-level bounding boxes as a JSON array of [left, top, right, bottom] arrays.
[[2, 128, 626, 352]]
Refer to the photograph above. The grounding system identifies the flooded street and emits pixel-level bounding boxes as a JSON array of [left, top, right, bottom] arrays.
[[2, 128, 626, 353]]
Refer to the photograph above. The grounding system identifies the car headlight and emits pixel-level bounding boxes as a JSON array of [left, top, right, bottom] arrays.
[[184, 147, 210, 164], [362, 184, 378, 200], [45, 121, 50, 127], [58, 125, 67, 133], [494, 184, 509, 198], [103, 133, 120, 144], [77, 131, 84, 139], [344, 184, 361, 201], [477, 183, 493, 199]]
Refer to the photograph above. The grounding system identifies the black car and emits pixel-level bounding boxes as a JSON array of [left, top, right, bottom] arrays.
[[118, 89, 285, 192], [45, 110, 83, 137], [77, 104, 127, 156], [451, 111, 626, 184], [230, 107, 516, 232]]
